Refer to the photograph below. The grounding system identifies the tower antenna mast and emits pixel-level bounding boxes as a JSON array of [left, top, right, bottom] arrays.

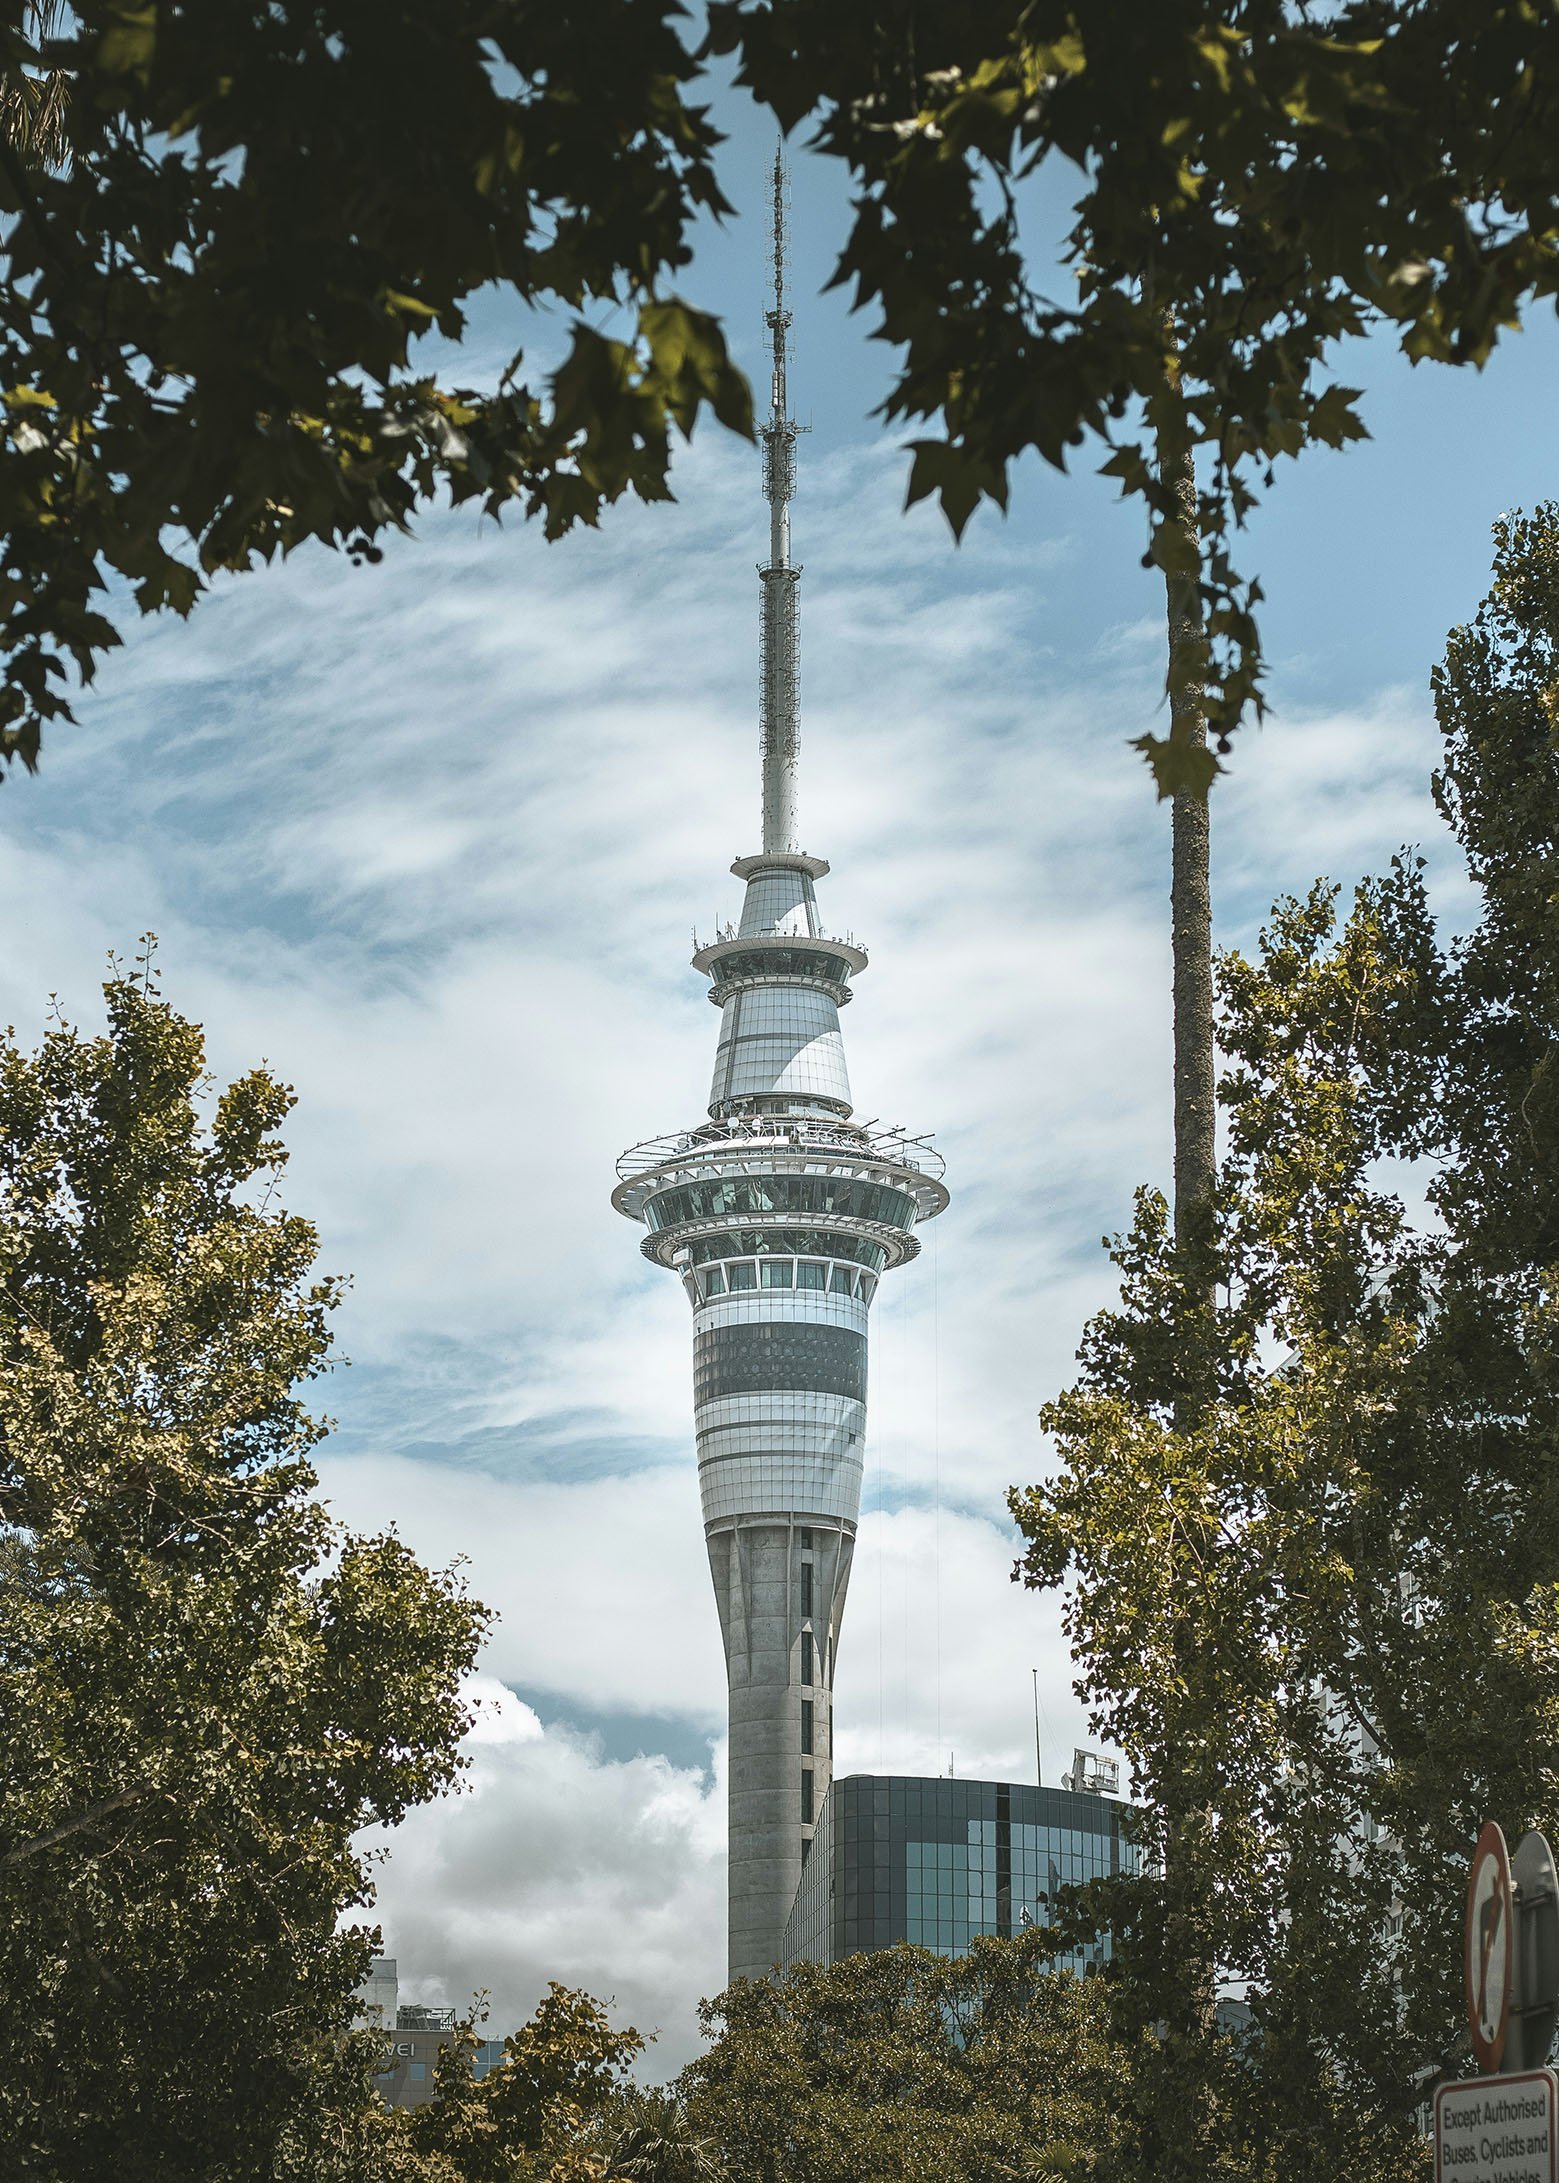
[[759, 144, 803, 855]]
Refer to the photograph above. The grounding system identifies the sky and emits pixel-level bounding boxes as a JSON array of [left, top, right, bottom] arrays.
[[4, 87, 1556, 2072]]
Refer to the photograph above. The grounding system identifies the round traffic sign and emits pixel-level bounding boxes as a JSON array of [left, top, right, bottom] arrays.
[[1467, 1819, 1515, 2071]]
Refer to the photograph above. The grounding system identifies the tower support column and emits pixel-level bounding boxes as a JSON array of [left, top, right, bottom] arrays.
[[706, 1516, 852, 1980]]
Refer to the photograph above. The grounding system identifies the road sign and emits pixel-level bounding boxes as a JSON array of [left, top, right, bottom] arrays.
[[1436, 2069, 1558, 2183], [1470, 1822, 1516, 2073]]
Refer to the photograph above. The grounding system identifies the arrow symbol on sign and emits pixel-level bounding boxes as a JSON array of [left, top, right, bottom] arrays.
[[1477, 1882, 1506, 2037]]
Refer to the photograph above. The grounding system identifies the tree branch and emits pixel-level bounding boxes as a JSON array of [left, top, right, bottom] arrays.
[[1, 1781, 150, 1866]]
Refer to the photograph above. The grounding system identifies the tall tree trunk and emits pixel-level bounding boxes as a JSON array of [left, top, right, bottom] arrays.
[[1152, 400, 1221, 2183], [1162, 435, 1216, 1266]]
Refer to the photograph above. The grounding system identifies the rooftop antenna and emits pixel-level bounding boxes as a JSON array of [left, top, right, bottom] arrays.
[[759, 142, 806, 855], [1032, 1668, 1043, 1787]]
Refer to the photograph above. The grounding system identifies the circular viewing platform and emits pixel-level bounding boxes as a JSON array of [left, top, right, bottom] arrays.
[[692, 931, 868, 979], [730, 850, 830, 881], [612, 1116, 949, 1268]]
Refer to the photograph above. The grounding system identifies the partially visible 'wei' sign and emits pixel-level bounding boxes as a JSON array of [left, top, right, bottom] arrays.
[[1436, 2071, 1558, 2183]]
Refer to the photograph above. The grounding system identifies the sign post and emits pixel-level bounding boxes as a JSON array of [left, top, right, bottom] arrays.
[[1512, 1830, 1559, 2075], [1436, 1825, 1559, 2183]]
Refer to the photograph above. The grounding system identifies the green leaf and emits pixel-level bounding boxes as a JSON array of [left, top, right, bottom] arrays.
[[96, 4, 156, 79], [903, 439, 1006, 539], [1130, 730, 1221, 800]]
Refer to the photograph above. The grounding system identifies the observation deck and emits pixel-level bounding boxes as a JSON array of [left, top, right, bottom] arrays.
[[613, 1114, 948, 1277], [692, 930, 869, 1010]]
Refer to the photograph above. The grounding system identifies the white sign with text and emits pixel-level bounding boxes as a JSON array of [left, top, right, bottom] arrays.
[[1437, 2070, 1558, 2183]]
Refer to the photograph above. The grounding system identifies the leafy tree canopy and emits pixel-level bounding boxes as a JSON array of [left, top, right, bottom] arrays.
[[6, 1, 1557, 795], [0, 954, 488, 2182], [392, 1986, 644, 2183], [595, 2087, 729, 2183], [678, 1934, 1130, 2183], [0, 0, 751, 775], [1010, 506, 1559, 2177], [712, 0, 1559, 781]]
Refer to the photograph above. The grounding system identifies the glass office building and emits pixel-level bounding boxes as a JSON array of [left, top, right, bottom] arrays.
[[781, 1773, 1138, 1972]]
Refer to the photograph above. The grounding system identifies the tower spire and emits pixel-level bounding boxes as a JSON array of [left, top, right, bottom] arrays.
[[759, 144, 801, 855]]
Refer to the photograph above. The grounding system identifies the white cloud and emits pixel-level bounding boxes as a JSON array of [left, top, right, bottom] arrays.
[[363, 1678, 726, 2075], [1218, 682, 1471, 925], [317, 1452, 1092, 1784], [318, 1454, 727, 1726]]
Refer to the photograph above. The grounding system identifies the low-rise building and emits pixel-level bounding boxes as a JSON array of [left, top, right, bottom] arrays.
[[357, 1956, 503, 2109], [375, 2007, 457, 2110], [781, 1771, 1138, 1971]]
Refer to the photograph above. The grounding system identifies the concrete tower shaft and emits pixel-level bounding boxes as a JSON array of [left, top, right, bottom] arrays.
[[613, 148, 946, 1983], [708, 1516, 852, 1978]]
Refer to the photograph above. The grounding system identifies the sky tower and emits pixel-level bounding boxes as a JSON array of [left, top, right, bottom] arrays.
[[613, 152, 948, 1982]]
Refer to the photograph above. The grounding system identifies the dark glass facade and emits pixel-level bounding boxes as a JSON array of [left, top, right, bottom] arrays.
[[709, 948, 855, 987], [645, 1175, 917, 1232], [693, 1321, 868, 1403], [780, 1773, 1138, 1974]]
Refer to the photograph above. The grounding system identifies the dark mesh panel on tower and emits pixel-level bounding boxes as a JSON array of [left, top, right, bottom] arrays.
[[694, 1322, 867, 1403]]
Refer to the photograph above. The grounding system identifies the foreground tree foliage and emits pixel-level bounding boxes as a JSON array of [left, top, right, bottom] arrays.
[[0, 0, 749, 774], [1012, 505, 1559, 2179], [595, 2087, 729, 2183], [677, 1934, 1130, 2182], [715, 0, 1559, 772], [0, 958, 488, 2183], [262, 1985, 648, 2183], [6, 3, 1559, 788], [388, 1986, 644, 2183]]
